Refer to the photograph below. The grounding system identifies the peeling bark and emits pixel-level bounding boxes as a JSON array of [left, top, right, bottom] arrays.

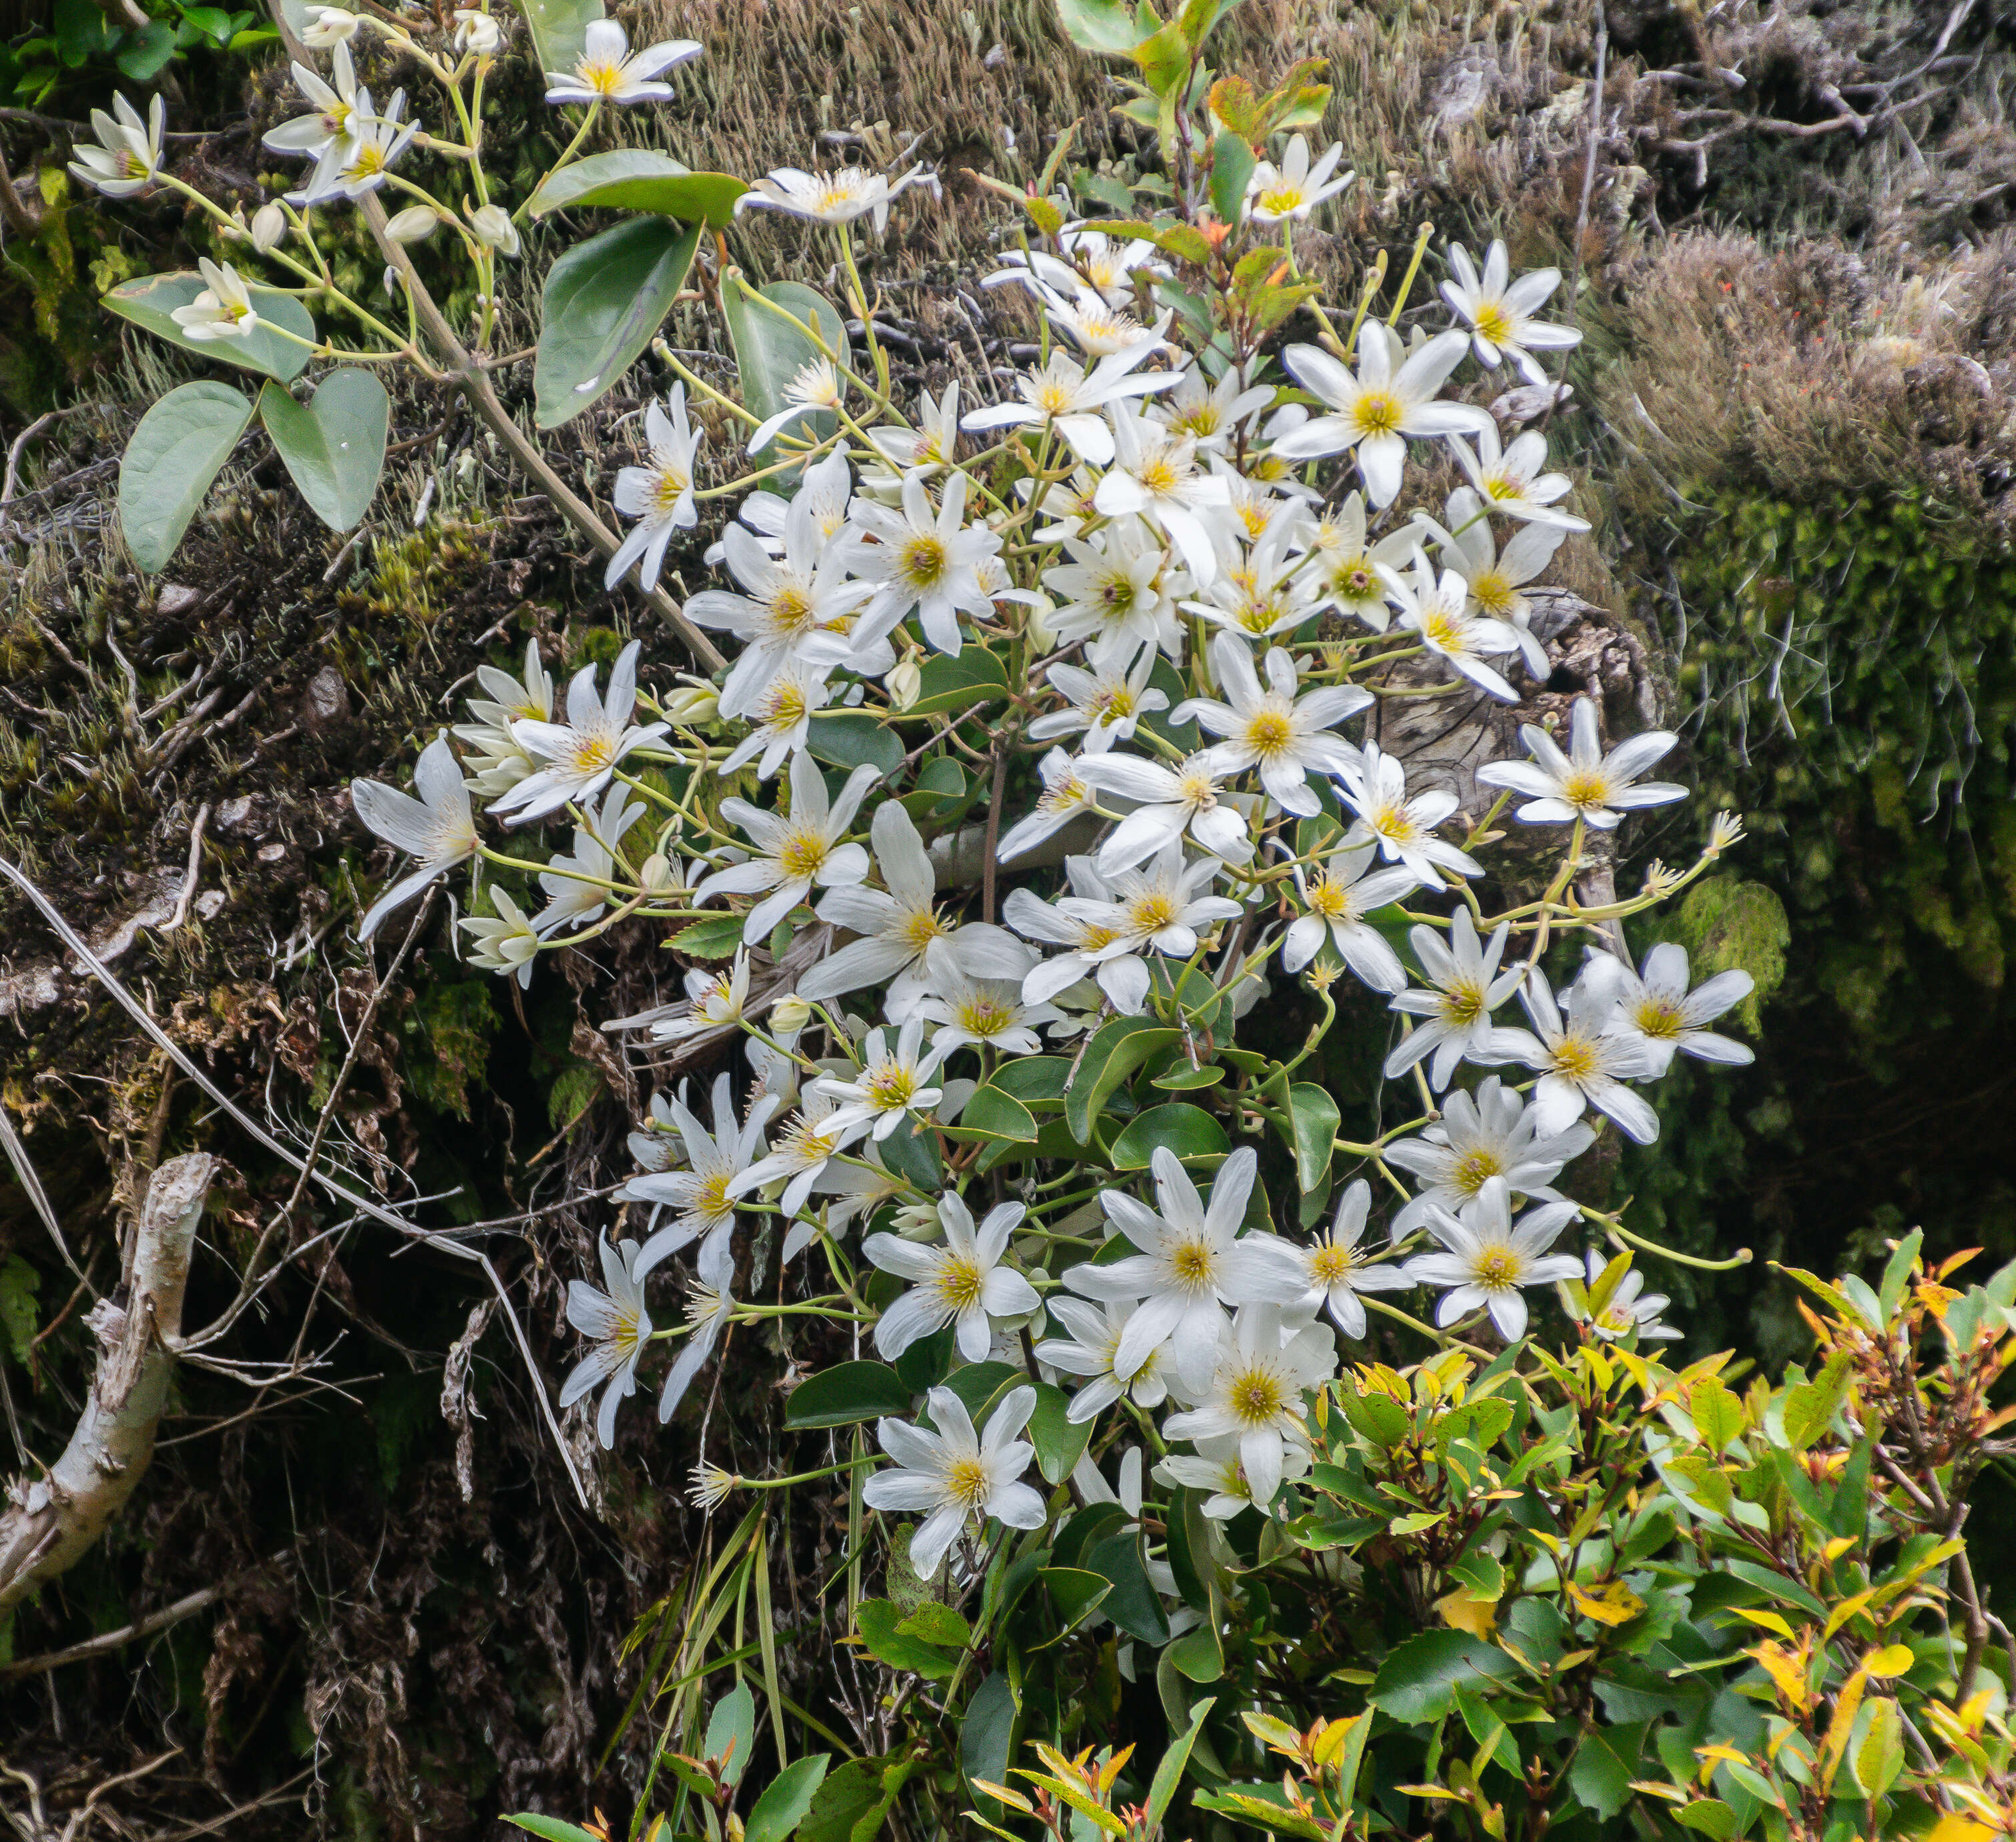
[[0, 1153, 214, 1613]]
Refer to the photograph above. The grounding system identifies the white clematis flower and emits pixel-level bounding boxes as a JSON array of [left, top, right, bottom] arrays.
[[531, 786, 644, 936], [853, 470, 1003, 657], [1385, 1076, 1595, 1236], [1497, 961, 1663, 1143], [1383, 908, 1526, 1092], [560, 1237, 652, 1448], [1441, 239, 1583, 386], [69, 90, 166, 196], [1603, 943, 1756, 1074], [1405, 1177, 1583, 1341], [865, 1195, 1039, 1362], [1477, 695, 1686, 829], [1093, 413, 1231, 584], [1027, 641, 1170, 755], [171, 258, 260, 341], [697, 753, 879, 944], [864, 1384, 1045, 1580], [1163, 1303, 1336, 1505], [1336, 741, 1484, 891], [492, 640, 668, 824], [658, 1229, 738, 1422], [997, 748, 1098, 862], [1380, 547, 1523, 701], [1034, 1296, 1170, 1424], [543, 19, 701, 105], [1281, 842, 1417, 989], [736, 162, 929, 232], [1451, 422, 1591, 531], [961, 347, 1180, 464], [1176, 636, 1369, 818], [1295, 1181, 1412, 1337], [1077, 749, 1252, 872], [812, 1014, 947, 1141], [1245, 134, 1352, 222], [605, 386, 704, 593], [620, 1070, 780, 1268], [350, 734, 477, 939]]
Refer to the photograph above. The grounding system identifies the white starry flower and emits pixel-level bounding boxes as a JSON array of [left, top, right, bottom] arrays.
[[1295, 1181, 1411, 1338], [985, 224, 1169, 308], [1426, 485, 1565, 676], [853, 470, 1002, 657], [1061, 1147, 1308, 1392], [1245, 134, 1352, 223], [620, 1070, 780, 1269], [461, 886, 540, 986], [1384, 908, 1526, 1093], [1497, 960, 1662, 1143], [1297, 491, 1423, 633], [1405, 1177, 1583, 1341], [1154, 1433, 1310, 1520], [1604, 943, 1755, 1074], [1176, 635, 1369, 818], [863, 380, 963, 482], [1272, 323, 1493, 506], [918, 949, 1058, 1056], [1385, 1076, 1595, 1237], [1003, 858, 1148, 1014], [997, 748, 1098, 862], [1027, 641, 1170, 756], [1094, 413, 1231, 584], [625, 949, 753, 1047], [1380, 547, 1522, 702], [658, 1229, 737, 1422], [864, 1384, 1045, 1579], [1184, 519, 1324, 646], [453, 638, 553, 798], [1076, 749, 1252, 873], [745, 356, 846, 454], [1567, 1249, 1681, 1343], [1045, 284, 1172, 359], [1477, 695, 1686, 830], [961, 347, 1179, 464], [531, 786, 644, 936], [736, 162, 929, 233], [263, 47, 358, 158], [1034, 1296, 1170, 1424], [350, 734, 477, 940], [1441, 239, 1582, 386], [606, 385, 704, 593], [1041, 521, 1185, 661], [560, 1237, 652, 1448], [812, 1014, 947, 1141], [799, 799, 1027, 1011], [697, 752, 879, 944], [728, 1087, 869, 1236], [1280, 841, 1415, 990], [1336, 741, 1484, 891], [1163, 1303, 1336, 1505], [866, 1194, 1039, 1362], [716, 661, 832, 780], [627, 1088, 689, 1175], [492, 640, 669, 824], [170, 258, 260, 341], [544, 18, 701, 104], [291, 87, 421, 204], [1452, 422, 1590, 532], [69, 90, 166, 196], [1153, 362, 1274, 450]]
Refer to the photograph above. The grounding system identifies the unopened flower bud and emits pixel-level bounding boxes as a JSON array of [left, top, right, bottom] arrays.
[[250, 202, 287, 252], [885, 658, 921, 711], [661, 683, 719, 725], [640, 852, 676, 892], [385, 205, 440, 244], [770, 992, 812, 1036], [468, 200, 519, 257], [451, 5, 501, 53], [300, 3, 360, 44]]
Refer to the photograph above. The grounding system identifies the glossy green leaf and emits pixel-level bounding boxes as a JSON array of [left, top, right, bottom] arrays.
[[909, 647, 1011, 716], [1083, 1528, 1169, 1642], [784, 1361, 912, 1430], [1285, 1082, 1339, 1194], [519, 0, 602, 77], [992, 1057, 1073, 1106], [1065, 1017, 1180, 1145], [1030, 1380, 1093, 1485], [1054, 0, 1154, 55], [256, 369, 389, 532], [119, 380, 254, 574], [896, 1600, 971, 1650], [721, 276, 847, 465], [938, 1361, 1023, 1428], [939, 1085, 1039, 1147], [533, 216, 700, 428], [1208, 131, 1256, 223], [1039, 1566, 1112, 1629], [504, 1820, 602, 1842], [1369, 1628, 1519, 1722], [746, 1755, 830, 1842], [961, 1672, 1018, 1804], [704, 1680, 756, 1783], [529, 150, 747, 226], [1110, 1102, 1229, 1169], [666, 914, 746, 960], [856, 1598, 959, 1678], [105, 271, 315, 382], [1147, 1695, 1217, 1829], [1153, 1062, 1226, 1091], [805, 710, 903, 779]]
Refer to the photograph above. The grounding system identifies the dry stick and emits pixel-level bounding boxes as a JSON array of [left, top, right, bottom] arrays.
[[0, 1154, 213, 1614], [262, 1, 725, 675], [0, 856, 590, 1509], [0, 1552, 284, 1680]]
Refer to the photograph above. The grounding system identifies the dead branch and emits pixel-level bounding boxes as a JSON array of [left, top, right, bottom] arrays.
[[0, 1154, 214, 1614]]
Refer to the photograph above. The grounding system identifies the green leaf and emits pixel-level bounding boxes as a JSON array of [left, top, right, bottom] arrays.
[[1333, 1384, 1411, 1448], [530, 151, 747, 226], [1147, 1695, 1217, 1829], [1054, 0, 1152, 55], [747, 1755, 830, 1842], [856, 1598, 959, 1678], [1065, 1017, 1180, 1145], [876, 1115, 941, 1190], [1285, 1083, 1339, 1194], [896, 1600, 971, 1649], [1688, 1380, 1746, 1452], [798, 1760, 885, 1842], [805, 711, 903, 780], [1877, 1229, 1923, 1322], [519, 0, 602, 77], [1781, 1351, 1852, 1453], [939, 1085, 1039, 1147], [1153, 1062, 1226, 1091], [909, 647, 1011, 715], [533, 216, 700, 428], [1207, 131, 1255, 223], [115, 18, 176, 77], [1675, 1801, 1739, 1840], [1852, 1696, 1904, 1799], [961, 1672, 1018, 1804], [119, 380, 254, 575], [722, 276, 848, 466], [104, 271, 315, 382], [256, 369, 389, 532], [1131, 19, 1192, 94], [992, 1057, 1073, 1105], [1030, 1381, 1093, 1486], [939, 1361, 1024, 1428], [1368, 1629, 1519, 1722], [1169, 1619, 1223, 1682], [667, 914, 746, 960], [1039, 1566, 1112, 1630], [784, 1361, 912, 1430], [504, 1819, 603, 1842], [705, 1680, 757, 1783], [1083, 1528, 1170, 1643], [1192, 1792, 1327, 1842], [0, 1257, 39, 1365], [1567, 1724, 1646, 1823], [1110, 1102, 1228, 1169]]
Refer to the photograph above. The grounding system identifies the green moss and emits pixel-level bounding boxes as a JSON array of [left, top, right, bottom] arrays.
[[403, 975, 501, 1122]]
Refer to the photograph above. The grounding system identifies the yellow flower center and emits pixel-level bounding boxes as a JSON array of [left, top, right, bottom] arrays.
[[1170, 1240, 1215, 1288], [1310, 1244, 1355, 1285], [1353, 391, 1403, 436], [651, 465, 690, 515], [1552, 1036, 1599, 1083], [1453, 1149, 1502, 1196], [945, 1456, 991, 1510], [864, 1062, 917, 1109], [1474, 1247, 1522, 1289], [1035, 378, 1075, 416], [777, 830, 829, 880], [1127, 890, 1180, 934], [1561, 770, 1613, 810], [694, 1170, 732, 1221], [579, 55, 625, 94], [1136, 456, 1180, 497], [1340, 561, 1378, 597], [607, 1301, 644, 1360], [1308, 876, 1352, 920], [1258, 184, 1302, 216], [761, 682, 808, 730], [567, 733, 617, 772], [1078, 921, 1120, 951], [900, 533, 950, 590], [1370, 804, 1419, 846], [1439, 980, 1485, 1026], [1099, 575, 1143, 612], [350, 142, 388, 179], [899, 908, 947, 950], [1422, 607, 1465, 651], [1244, 708, 1295, 755], [1473, 301, 1515, 344], [1484, 473, 1523, 503], [1633, 997, 1685, 1040], [933, 1254, 986, 1313], [956, 994, 1016, 1037], [1230, 1369, 1284, 1424], [770, 584, 816, 633], [1089, 685, 1135, 723], [1470, 569, 1513, 615]]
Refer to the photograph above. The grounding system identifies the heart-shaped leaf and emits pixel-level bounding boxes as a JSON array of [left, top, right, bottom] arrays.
[[720, 276, 846, 465], [534, 216, 700, 429], [519, 0, 603, 78], [258, 369, 390, 531], [529, 150, 747, 226], [119, 380, 254, 573], [104, 271, 316, 382]]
